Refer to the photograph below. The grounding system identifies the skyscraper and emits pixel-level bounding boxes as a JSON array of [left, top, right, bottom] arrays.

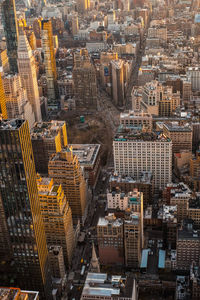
[[41, 20, 58, 110], [0, 119, 52, 299], [37, 176, 75, 266], [0, 74, 7, 119], [48, 147, 87, 224], [2, 0, 19, 73], [18, 29, 42, 122]]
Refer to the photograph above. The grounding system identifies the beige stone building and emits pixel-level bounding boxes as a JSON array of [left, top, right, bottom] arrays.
[[48, 147, 87, 224], [37, 176, 75, 266], [31, 120, 68, 174], [163, 122, 192, 155]]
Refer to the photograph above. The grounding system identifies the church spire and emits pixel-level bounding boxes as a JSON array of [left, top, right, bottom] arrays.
[[89, 242, 100, 273]]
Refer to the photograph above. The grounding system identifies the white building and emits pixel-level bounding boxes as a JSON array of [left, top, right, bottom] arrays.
[[113, 128, 172, 190]]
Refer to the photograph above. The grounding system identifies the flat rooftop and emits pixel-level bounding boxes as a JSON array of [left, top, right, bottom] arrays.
[[109, 171, 153, 184], [98, 213, 123, 227], [31, 121, 66, 139], [37, 177, 60, 196], [114, 126, 171, 142], [82, 272, 134, 298], [0, 288, 39, 300], [163, 122, 192, 132], [0, 119, 25, 130], [70, 144, 100, 167]]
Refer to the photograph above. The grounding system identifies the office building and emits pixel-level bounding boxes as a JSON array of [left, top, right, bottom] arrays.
[[120, 111, 152, 131], [0, 73, 7, 119], [97, 213, 124, 265], [0, 49, 9, 73], [109, 172, 153, 207], [37, 176, 75, 266], [170, 182, 191, 223], [113, 128, 172, 190], [2, 0, 18, 73], [70, 144, 101, 187], [190, 151, 200, 192], [48, 147, 87, 224], [163, 123, 192, 156], [111, 59, 125, 108], [190, 262, 200, 300], [81, 272, 137, 300], [107, 189, 143, 215], [71, 15, 79, 36], [2, 74, 35, 128], [41, 20, 58, 110], [124, 212, 142, 268], [48, 245, 66, 280], [0, 288, 39, 300], [18, 29, 42, 122], [0, 119, 51, 299], [176, 220, 200, 270], [31, 121, 68, 174], [73, 50, 97, 109]]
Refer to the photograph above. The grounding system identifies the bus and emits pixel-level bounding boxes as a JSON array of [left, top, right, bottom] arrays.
[[81, 265, 86, 276]]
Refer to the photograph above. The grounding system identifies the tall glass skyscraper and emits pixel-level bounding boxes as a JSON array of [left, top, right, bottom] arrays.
[[0, 119, 52, 299], [2, 0, 19, 73]]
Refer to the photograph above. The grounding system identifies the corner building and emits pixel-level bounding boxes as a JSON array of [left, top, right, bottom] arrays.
[[113, 128, 172, 190], [0, 119, 52, 299], [48, 147, 87, 224]]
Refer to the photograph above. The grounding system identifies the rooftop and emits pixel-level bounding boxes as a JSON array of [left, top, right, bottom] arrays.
[[163, 122, 192, 132], [70, 144, 100, 168], [178, 220, 200, 240], [114, 126, 171, 142], [0, 119, 25, 130], [31, 121, 66, 139], [98, 213, 123, 227], [0, 288, 39, 300], [82, 272, 135, 298], [109, 171, 153, 184], [157, 205, 177, 223]]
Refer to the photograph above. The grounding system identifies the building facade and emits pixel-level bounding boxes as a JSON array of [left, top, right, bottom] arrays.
[[2, 0, 18, 73], [48, 147, 87, 224], [37, 176, 75, 266], [0, 119, 51, 299], [18, 29, 42, 122]]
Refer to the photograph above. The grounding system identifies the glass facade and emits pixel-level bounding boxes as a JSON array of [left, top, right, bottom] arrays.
[[2, 0, 19, 74], [0, 119, 52, 299]]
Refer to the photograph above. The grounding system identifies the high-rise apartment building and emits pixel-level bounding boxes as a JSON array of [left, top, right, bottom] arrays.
[[37, 176, 75, 266], [48, 147, 87, 224], [31, 121, 68, 174], [18, 29, 42, 122], [41, 20, 58, 110], [0, 119, 52, 299], [2, 74, 35, 128], [2, 0, 18, 73], [113, 128, 172, 190], [111, 59, 125, 108], [0, 74, 7, 119]]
